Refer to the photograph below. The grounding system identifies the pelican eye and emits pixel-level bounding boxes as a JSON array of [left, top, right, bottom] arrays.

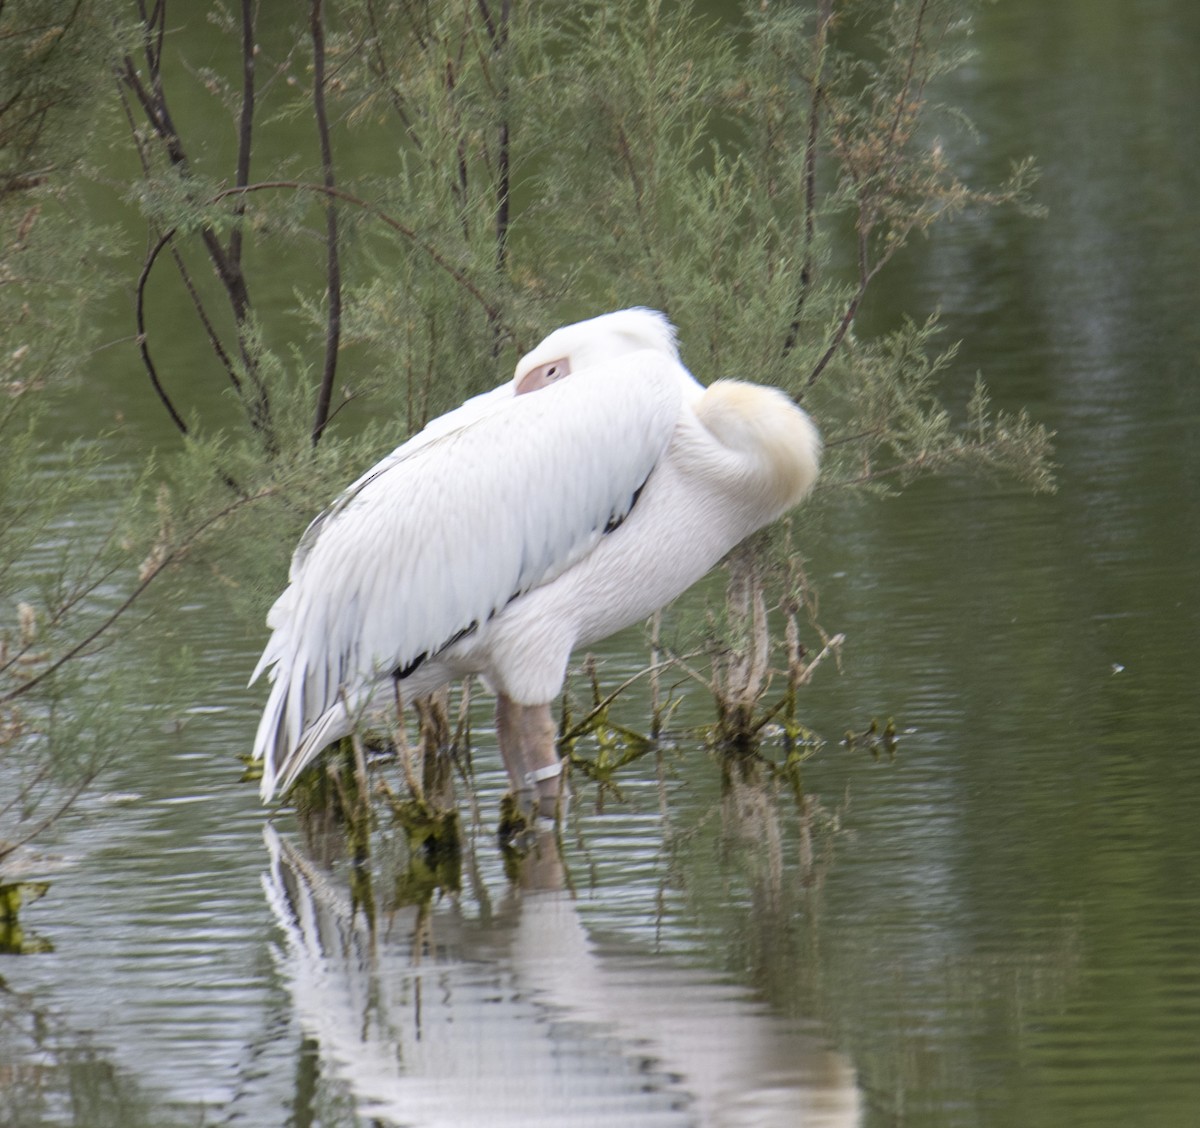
[[516, 356, 572, 394]]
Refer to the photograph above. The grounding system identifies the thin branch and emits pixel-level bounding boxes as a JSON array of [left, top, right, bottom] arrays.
[[614, 123, 671, 315], [309, 0, 342, 447], [134, 231, 190, 435], [823, 424, 887, 447], [134, 227, 251, 430], [816, 451, 938, 491], [644, 643, 716, 697], [492, 0, 511, 275], [783, 0, 833, 358], [0, 522, 133, 683], [803, 270, 869, 393], [796, 0, 945, 392], [1, 770, 98, 858], [119, 3, 274, 445], [226, 0, 257, 268], [209, 180, 505, 324], [0, 488, 277, 707], [886, 0, 930, 155], [443, 55, 471, 235], [362, 0, 422, 146], [0, 762, 53, 823], [495, 114, 510, 273], [560, 657, 688, 744], [118, 57, 246, 412], [474, 0, 497, 41], [166, 243, 240, 387]]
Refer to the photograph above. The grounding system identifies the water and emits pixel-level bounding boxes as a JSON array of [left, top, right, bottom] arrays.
[[4, 1, 1200, 1125]]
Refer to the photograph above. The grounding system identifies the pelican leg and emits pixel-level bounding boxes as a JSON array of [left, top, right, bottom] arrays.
[[496, 696, 566, 818]]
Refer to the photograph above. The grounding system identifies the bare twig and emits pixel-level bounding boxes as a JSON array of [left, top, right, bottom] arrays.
[[0, 488, 277, 707], [803, 260, 874, 392], [309, 0, 342, 447], [560, 657, 691, 744], [117, 79, 241, 412], [0, 762, 53, 823], [363, 0, 423, 145], [227, 0, 256, 269], [134, 230, 190, 435], [798, 0, 943, 394], [0, 770, 97, 860], [886, 0, 931, 156], [209, 180, 505, 325], [119, 0, 274, 446], [490, 0, 511, 275], [783, 0, 833, 358]]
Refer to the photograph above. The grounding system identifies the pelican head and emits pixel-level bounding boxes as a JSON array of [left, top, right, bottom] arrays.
[[514, 308, 680, 394]]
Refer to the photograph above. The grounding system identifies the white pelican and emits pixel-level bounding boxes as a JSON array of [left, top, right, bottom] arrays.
[[251, 309, 820, 808]]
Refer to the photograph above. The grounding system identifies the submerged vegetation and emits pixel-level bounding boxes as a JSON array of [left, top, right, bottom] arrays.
[[1, 0, 1053, 880]]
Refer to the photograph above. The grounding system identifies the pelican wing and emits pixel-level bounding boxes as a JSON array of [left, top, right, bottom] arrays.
[[252, 354, 684, 793], [286, 380, 516, 582]]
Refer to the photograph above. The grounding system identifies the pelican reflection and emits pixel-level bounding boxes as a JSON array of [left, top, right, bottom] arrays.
[[262, 824, 860, 1127]]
